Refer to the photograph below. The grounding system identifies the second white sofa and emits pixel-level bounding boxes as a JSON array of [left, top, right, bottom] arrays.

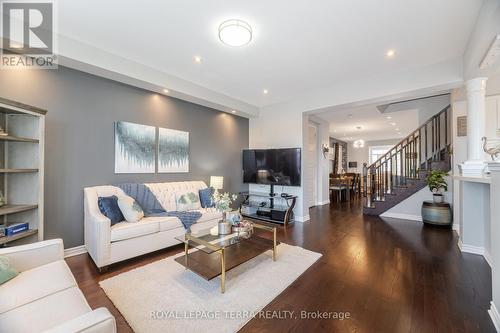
[[84, 181, 221, 271], [0, 239, 115, 333]]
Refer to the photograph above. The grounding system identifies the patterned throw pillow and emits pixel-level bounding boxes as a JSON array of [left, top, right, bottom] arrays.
[[199, 187, 215, 208], [0, 256, 18, 285], [176, 191, 201, 211], [117, 195, 144, 223], [98, 196, 124, 225]]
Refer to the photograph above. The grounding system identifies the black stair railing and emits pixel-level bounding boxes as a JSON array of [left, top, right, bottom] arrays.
[[364, 105, 451, 205]]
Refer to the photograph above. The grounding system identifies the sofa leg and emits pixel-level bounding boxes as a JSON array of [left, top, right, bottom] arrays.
[[98, 265, 109, 274]]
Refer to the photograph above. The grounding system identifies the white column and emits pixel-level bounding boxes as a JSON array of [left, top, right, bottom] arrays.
[[466, 78, 488, 160], [459, 77, 488, 175]]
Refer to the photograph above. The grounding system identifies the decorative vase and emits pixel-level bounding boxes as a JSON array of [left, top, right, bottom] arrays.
[[421, 201, 452, 226], [218, 220, 232, 235], [433, 193, 444, 203]]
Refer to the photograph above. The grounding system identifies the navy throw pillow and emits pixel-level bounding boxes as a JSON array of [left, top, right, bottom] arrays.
[[199, 187, 215, 208], [98, 195, 124, 225]]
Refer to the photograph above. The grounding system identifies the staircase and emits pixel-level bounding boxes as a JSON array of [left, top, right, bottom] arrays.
[[363, 105, 452, 215]]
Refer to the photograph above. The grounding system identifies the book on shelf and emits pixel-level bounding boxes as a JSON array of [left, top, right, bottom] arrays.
[[5, 222, 29, 236]]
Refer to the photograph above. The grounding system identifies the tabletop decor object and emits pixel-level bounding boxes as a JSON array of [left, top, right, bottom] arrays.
[[213, 191, 238, 235], [232, 219, 253, 238], [482, 136, 500, 161]]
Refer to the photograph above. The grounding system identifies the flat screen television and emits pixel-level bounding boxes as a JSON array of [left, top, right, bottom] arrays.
[[243, 148, 301, 186]]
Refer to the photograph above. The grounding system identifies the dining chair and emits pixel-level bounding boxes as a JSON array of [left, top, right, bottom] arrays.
[[330, 178, 347, 203]]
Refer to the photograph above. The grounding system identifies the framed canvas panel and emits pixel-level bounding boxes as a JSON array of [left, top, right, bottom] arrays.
[[158, 127, 189, 173], [114, 121, 156, 173]]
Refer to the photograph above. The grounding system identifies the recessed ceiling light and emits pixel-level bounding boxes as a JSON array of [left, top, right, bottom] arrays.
[[218, 19, 252, 47], [231, 110, 236, 114], [386, 49, 396, 57], [263, 89, 268, 95], [395, 128, 400, 131], [163, 89, 169, 93], [194, 56, 202, 63], [398, 132, 402, 135], [386, 116, 392, 119], [390, 122, 396, 126]]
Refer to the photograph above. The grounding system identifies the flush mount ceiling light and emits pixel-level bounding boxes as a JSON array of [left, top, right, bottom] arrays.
[[353, 139, 365, 148], [218, 19, 252, 47], [263, 89, 268, 95], [386, 49, 396, 57]]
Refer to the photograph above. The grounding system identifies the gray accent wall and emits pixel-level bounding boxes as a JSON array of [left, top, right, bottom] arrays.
[[0, 67, 249, 248]]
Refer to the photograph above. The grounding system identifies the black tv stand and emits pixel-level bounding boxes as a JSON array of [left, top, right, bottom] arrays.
[[239, 187, 297, 226], [269, 184, 276, 209]]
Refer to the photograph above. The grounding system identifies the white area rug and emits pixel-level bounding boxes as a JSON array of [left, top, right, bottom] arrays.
[[99, 243, 322, 333]]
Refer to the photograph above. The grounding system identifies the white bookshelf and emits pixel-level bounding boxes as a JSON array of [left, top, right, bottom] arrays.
[[0, 97, 45, 246]]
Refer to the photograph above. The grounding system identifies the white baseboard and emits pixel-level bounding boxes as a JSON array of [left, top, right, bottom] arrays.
[[295, 215, 310, 223], [64, 245, 87, 258], [489, 301, 500, 332], [457, 239, 492, 267], [484, 250, 493, 268], [317, 200, 330, 206], [458, 240, 484, 255], [379, 212, 422, 222]]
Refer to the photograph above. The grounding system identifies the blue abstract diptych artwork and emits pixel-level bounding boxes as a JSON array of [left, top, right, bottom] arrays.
[[114, 121, 189, 174], [158, 127, 189, 173], [114, 121, 156, 173]]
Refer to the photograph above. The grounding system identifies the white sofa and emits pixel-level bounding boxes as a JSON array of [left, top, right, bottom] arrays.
[[0, 239, 116, 333], [84, 181, 221, 271]]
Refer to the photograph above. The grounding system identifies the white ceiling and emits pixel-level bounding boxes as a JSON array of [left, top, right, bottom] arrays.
[[56, 0, 484, 110], [318, 104, 419, 142]]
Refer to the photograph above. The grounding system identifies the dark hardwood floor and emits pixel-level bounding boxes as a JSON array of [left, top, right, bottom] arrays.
[[66, 199, 495, 332]]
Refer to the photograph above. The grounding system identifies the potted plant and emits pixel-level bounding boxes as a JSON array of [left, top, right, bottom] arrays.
[[213, 192, 238, 235], [426, 170, 448, 203]]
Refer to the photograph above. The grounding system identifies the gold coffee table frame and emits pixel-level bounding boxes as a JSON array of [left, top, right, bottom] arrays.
[[181, 223, 277, 293]]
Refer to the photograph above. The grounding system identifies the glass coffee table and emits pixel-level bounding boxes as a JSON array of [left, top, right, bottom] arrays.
[[174, 222, 278, 293]]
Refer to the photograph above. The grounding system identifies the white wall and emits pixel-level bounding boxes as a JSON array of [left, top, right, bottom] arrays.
[[381, 181, 453, 222], [416, 94, 451, 125], [346, 139, 400, 173], [383, 94, 450, 125], [248, 108, 307, 221]]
